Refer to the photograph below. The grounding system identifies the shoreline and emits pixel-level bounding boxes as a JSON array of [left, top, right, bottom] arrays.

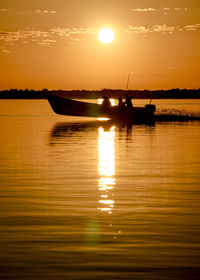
[[0, 88, 200, 99]]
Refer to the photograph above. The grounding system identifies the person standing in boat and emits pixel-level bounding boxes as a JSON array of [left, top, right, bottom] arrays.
[[125, 93, 134, 108], [102, 96, 111, 112], [118, 97, 125, 108]]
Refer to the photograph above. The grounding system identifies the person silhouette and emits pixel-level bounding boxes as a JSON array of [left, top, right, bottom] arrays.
[[118, 97, 124, 108], [102, 96, 111, 111], [125, 93, 134, 108]]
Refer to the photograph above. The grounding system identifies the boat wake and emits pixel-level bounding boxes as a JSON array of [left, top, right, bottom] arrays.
[[155, 109, 200, 121]]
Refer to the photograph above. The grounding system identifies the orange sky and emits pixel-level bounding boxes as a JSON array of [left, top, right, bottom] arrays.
[[0, 0, 199, 90]]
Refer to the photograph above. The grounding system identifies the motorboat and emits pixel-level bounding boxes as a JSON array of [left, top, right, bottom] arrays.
[[45, 92, 156, 123]]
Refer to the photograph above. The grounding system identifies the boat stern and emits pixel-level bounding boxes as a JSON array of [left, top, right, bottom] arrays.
[[145, 104, 156, 114]]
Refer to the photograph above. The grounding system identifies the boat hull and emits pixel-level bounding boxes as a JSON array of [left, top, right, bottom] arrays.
[[45, 93, 104, 117], [45, 93, 156, 122]]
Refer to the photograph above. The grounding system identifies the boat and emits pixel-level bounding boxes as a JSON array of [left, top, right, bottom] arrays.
[[45, 92, 156, 123]]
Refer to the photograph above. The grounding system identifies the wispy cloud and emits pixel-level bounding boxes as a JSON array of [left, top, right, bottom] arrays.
[[131, 7, 188, 14], [185, 24, 200, 31], [0, 8, 9, 12], [126, 25, 179, 34], [0, 8, 57, 15], [34, 10, 56, 15], [50, 27, 95, 36], [153, 25, 179, 33], [35, 39, 57, 46], [2, 49, 11, 53], [0, 29, 49, 42], [174, 7, 188, 11], [0, 27, 95, 50], [126, 26, 149, 34], [131, 8, 156, 12], [125, 23, 200, 34]]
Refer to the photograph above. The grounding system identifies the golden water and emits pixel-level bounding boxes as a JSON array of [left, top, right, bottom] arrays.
[[0, 100, 200, 279]]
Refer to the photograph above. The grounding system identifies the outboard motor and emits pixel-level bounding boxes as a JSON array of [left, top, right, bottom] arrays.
[[145, 104, 156, 113]]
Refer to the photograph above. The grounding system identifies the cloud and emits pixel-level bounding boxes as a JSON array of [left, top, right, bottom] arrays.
[[49, 27, 95, 36], [184, 24, 200, 31], [131, 7, 188, 14], [0, 26, 95, 49], [152, 25, 178, 33], [36, 39, 57, 46], [49, 28, 70, 37], [125, 23, 200, 35], [125, 25, 178, 34], [2, 49, 11, 53], [0, 8, 57, 15], [34, 10, 56, 15], [0, 8, 8, 12], [126, 26, 150, 34], [0, 29, 49, 42], [131, 8, 156, 12]]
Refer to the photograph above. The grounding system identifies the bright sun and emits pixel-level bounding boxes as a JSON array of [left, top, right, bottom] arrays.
[[98, 28, 114, 44]]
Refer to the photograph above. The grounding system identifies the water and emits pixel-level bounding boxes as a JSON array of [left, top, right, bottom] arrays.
[[0, 99, 200, 280]]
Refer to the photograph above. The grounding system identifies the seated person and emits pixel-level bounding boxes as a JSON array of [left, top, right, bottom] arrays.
[[125, 93, 134, 108], [102, 96, 111, 111], [118, 97, 125, 108]]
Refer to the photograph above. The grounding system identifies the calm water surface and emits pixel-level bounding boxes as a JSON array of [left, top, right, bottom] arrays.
[[0, 100, 200, 279]]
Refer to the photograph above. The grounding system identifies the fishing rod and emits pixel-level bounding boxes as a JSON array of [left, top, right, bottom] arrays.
[[126, 73, 152, 104], [126, 73, 132, 91]]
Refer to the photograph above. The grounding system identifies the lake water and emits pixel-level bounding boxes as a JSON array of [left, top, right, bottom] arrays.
[[0, 99, 200, 280]]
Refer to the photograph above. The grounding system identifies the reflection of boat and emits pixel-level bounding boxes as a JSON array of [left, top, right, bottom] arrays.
[[49, 121, 116, 214], [45, 92, 156, 123], [49, 121, 115, 145]]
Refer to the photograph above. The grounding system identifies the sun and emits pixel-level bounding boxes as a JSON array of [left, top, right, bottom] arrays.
[[98, 28, 114, 44]]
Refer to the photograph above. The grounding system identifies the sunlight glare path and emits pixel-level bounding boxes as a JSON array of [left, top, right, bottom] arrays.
[[98, 126, 116, 214]]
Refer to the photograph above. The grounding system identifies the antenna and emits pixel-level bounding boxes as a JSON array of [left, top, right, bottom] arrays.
[[126, 73, 131, 91], [126, 72, 133, 91], [149, 93, 152, 104]]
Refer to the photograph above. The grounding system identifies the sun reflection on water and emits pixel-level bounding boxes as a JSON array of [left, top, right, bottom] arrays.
[[98, 126, 116, 214]]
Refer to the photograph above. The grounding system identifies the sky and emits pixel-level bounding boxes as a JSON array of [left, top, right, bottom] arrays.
[[0, 0, 200, 90]]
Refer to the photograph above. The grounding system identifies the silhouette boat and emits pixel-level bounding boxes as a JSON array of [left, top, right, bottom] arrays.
[[45, 92, 156, 123]]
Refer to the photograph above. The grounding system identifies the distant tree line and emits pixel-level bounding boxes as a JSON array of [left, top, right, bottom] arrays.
[[0, 88, 200, 99]]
